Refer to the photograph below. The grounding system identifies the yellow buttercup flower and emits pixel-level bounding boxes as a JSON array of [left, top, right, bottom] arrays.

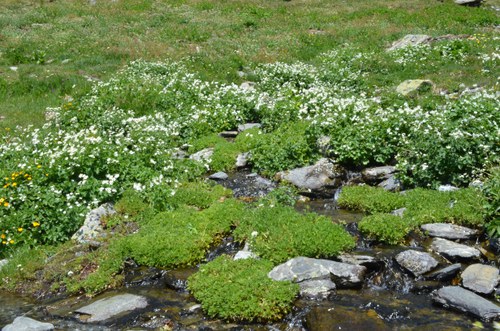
[[18, 227, 23, 233], [32, 221, 40, 227], [2, 241, 6, 245], [9, 239, 14, 244], [3, 202, 9, 207], [0, 234, 5, 239]]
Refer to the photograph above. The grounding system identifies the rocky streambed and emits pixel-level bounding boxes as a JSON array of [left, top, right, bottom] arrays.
[[1, 169, 499, 330]]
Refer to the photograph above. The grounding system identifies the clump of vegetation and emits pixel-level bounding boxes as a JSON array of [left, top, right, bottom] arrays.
[[168, 182, 232, 210], [337, 185, 406, 213], [358, 214, 413, 245], [120, 199, 245, 268], [484, 168, 500, 238], [188, 256, 299, 322], [234, 204, 355, 264]]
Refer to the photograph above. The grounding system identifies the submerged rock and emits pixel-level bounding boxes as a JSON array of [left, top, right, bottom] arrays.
[[395, 250, 439, 277], [430, 238, 481, 261], [396, 80, 434, 96], [268, 256, 366, 287], [2, 316, 54, 331], [462, 264, 499, 295], [75, 293, 148, 323], [299, 279, 336, 299], [432, 286, 500, 321], [426, 264, 462, 281], [276, 158, 346, 197], [71, 203, 115, 244], [421, 223, 478, 240]]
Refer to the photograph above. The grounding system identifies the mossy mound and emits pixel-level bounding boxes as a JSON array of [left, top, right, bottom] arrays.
[[188, 256, 299, 322], [359, 214, 413, 245], [168, 182, 233, 209], [337, 185, 406, 214], [234, 205, 355, 264]]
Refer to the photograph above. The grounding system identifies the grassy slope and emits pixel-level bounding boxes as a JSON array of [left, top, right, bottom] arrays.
[[0, 0, 498, 129]]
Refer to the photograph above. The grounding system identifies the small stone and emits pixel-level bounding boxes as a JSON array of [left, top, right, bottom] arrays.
[[462, 264, 499, 295], [189, 148, 214, 163], [432, 286, 500, 321], [187, 304, 202, 314], [455, 0, 482, 6], [396, 80, 434, 96], [299, 279, 336, 299], [234, 250, 258, 260], [75, 293, 148, 322], [2, 316, 54, 331], [61, 59, 71, 64], [421, 223, 478, 240], [395, 250, 439, 277], [237, 123, 261, 132], [438, 185, 459, 192], [388, 34, 431, 51], [236, 152, 251, 168], [208, 172, 228, 180], [430, 238, 481, 261], [0, 259, 8, 270], [240, 82, 255, 91], [391, 208, 407, 217], [378, 175, 401, 192], [219, 131, 238, 138], [426, 263, 462, 281]]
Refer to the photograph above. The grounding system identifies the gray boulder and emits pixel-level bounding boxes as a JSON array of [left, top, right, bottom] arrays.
[[396, 80, 434, 96], [462, 264, 499, 295], [361, 166, 396, 184], [426, 264, 462, 281], [421, 223, 478, 240], [71, 203, 115, 244], [208, 172, 228, 180], [299, 279, 336, 299], [388, 34, 431, 51], [268, 256, 366, 287], [438, 184, 459, 192], [430, 238, 481, 261], [276, 158, 346, 197], [236, 152, 251, 168], [378, 175, 401, 192], [189, 148, 214, 163], [2, 316, 54, 331], [75, 293, 148, 323], [238, 123, 261, 132], [395, 250, 439, 277], [432, 286, 500, 321]]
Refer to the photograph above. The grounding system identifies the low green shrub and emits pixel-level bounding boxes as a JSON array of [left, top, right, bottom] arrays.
[[233, 205, 355, 264], [188, 256, 299, 322], [358, 214, 413, 245], [484, 168, 500, 237], [122, 199, 245, 268], [168, 182, 232, 210], [337, 185, 406, 214]]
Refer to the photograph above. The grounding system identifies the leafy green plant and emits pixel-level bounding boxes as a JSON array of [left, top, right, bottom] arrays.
[[358, 214, 413, 245], [233, 204, 355, 264], [188, 256, 298, 322], [337, 185, 406, 214]]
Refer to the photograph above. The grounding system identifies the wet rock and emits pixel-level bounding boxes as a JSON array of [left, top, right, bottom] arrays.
[[219, 131, 238, 138], [430, 238, 481, 261], [396, 80, 434, 96], [455, 0, 482, 6], [276, 158, 346, 197], [413, 280, 442, 293], [462, 264, 499, 295], [187, 304, 202, 314], [395, 250, 439, 277], [361, 166, 396, 184], [208, 172, 228, 180], [438, 185, 459, 192], [432, 286, 500, 321], [163, 269, 196, 291], [378, 175, 401, 192], [268, 256, 366, 287], [426, 263, 462, 281], [237, 123, 261, 132], [75, 293, 148, 323], [421, 223, 478, 240], [299, 279, 336, 299], [223, 172, 276, 198], [338, 254, 382, 271], [391, 207, 407, 217], [189, 148, 214, 162], [235, 152, 251, 168], [2, 316, 54, 331], [388, 34, 431, 51], [71, 203, 115, 244]]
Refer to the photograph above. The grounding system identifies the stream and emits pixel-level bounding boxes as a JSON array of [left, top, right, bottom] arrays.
[[0, 171, 497, 330]]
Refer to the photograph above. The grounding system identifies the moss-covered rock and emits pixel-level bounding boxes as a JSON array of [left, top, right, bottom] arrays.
[[188, 256, 299, 322]]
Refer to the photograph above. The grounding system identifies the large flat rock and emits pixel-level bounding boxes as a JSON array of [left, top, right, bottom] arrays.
[[462, 264, 499, 295], [75, 293, 148, 323], [268, 256, 366, 287], [432, 286, 500, 321], [421, 223, 478, 240], [430, 238, 481, 261], [2, 316, 54, 331], [395, 250, 439, 277]]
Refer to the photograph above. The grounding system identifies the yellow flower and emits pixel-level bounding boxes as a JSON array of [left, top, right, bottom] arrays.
[[32, 221, 40, 227], [12, 182, 17, 187], [0, 234, 5, 239], [9, 239, 14, 244], [37, 165, 42, 169], [18, 227, 23, 233], [2, 241, 6, 245], [3, 202, 8, 207], [0, 198, 3, 203]]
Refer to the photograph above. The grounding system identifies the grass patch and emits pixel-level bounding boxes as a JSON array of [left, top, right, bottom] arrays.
[[188, 256, 299, 322], [168, 182, 232, 210], [337, 185, 406, 213], [234, 204, 355, 264], [358, 214, 413, 245]]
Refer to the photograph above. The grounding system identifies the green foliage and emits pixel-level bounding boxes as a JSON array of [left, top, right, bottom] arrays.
[[188, 256, 298, 322], [483, 168, 500, 232], [358, 214, 413, 245], [260, 185, 298, 207], [250, 122, 320, 175], [337, 185, 406, 214], [121, 199, 245, 268], [233, 205, 355, 264], [114, 189, 149, 217], [168, 182, 232, 210]]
